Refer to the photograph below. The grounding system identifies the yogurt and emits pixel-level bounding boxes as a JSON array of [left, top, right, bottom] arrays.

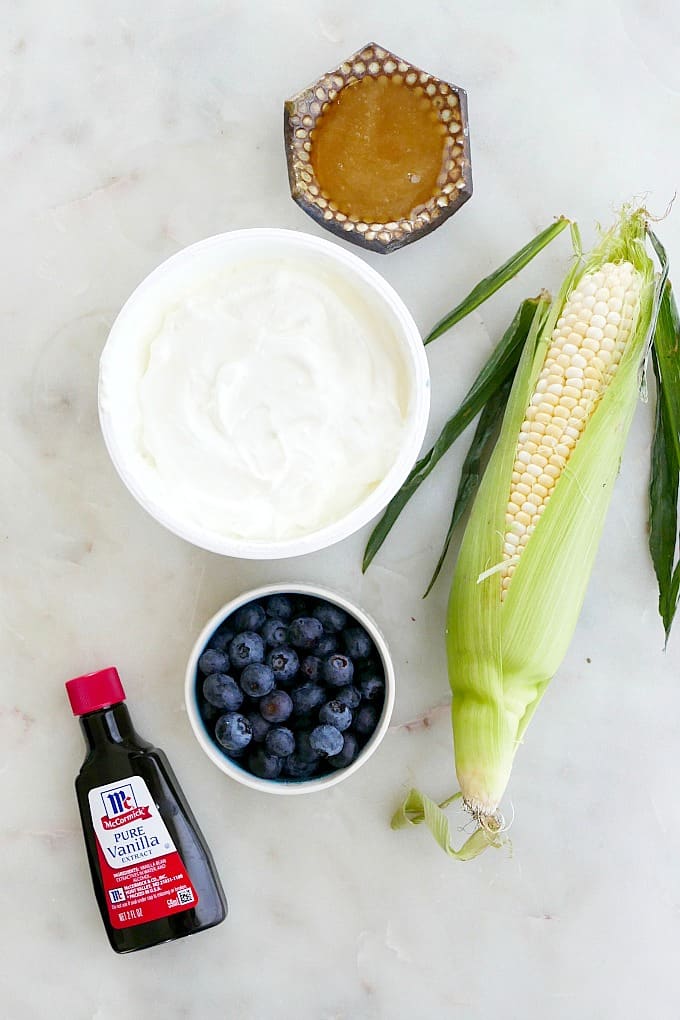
[[102, 257, 412, 542]]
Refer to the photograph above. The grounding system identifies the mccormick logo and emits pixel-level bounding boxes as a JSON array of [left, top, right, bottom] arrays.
[[100, 784, 151, 830]]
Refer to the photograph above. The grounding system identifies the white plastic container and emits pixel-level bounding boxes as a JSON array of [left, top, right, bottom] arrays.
[[185, 583, 395, 795], [98, 228, 429, 558]]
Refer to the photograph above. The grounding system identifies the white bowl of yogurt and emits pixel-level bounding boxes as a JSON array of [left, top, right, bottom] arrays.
[[99, 228, 430, 558]]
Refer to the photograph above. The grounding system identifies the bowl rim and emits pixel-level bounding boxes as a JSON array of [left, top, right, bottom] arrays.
[[184, 582, 395, 794], [99, 227, 430, 559]]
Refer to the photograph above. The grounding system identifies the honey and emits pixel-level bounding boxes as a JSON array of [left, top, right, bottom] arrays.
[[310, 75, 447, 223]]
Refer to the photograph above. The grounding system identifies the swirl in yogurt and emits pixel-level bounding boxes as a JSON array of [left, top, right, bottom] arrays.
[[126, 259, 411, 541]]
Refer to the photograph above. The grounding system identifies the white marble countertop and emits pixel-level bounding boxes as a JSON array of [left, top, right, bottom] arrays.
[[3, 2, 680, 1017]]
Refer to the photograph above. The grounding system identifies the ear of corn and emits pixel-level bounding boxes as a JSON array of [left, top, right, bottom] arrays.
[[394, 209, 660, 851], [447, 208, 656, 822], [500, 260, 644, 596]]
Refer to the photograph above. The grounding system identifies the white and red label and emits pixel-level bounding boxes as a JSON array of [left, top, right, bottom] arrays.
[[88, 776, 198, 929]]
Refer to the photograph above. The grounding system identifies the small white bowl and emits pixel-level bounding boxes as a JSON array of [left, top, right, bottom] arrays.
[[185, 583, 395, 794], [99, 228, 430, 559]]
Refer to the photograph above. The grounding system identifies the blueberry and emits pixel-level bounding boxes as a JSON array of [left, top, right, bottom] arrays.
[[231, 602, 266, 632], [259, 689, 293, 723], [319, 700, 353, 732], [240, 662, 275, 698], [316, 633, 338, 657], [335, 685, 361, 710], [198, 648, 230, 676], [215, 712, 252, 753], [226, 746, 247, 760], [288, 616, 324, 649], [200, 700, 220, 723], [355, 705, 378, 736], [300, 655, 322, 682], [342, 626, 373, 660], [328, 732, 359, 769], [264, 594, 295, 622], [312, 602, 348, 634], [283, 755, 319, 779], [359, 674, 385, 703], [265, 726, 296, 757], [262, 618, 288, 648], [296, 730, 320, 763], [229, 631, 265, 669], [248, 749, 282, 779], [239, 693, 259, 713], [266, 646, 299, 684], [310, 724, 344, 757], [322, 654, 354, 687], [209, 627, 235, 653], [202, 673, 243, 711], [247, 711, 271, 743], [291, 683, 325, 715]]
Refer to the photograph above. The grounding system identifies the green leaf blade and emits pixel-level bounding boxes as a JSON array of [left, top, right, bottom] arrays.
[[424, 218, 569, 345], [423, 374, 514, 597], [649, 351, 678, 643], [654, 280, 680, 466], [649, 280, 680, 646]]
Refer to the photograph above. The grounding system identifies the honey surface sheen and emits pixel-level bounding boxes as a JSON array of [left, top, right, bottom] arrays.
[[310, 76, 447, 223]]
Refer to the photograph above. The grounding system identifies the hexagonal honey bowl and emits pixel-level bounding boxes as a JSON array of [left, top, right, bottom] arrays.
[[284, 42, 472, 254]]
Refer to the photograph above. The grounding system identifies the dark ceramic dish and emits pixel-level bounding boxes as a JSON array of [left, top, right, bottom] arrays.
[[284, 42, 472, 254]]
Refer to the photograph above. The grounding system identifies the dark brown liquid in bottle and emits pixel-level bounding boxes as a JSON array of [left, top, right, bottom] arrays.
[[75, 703, 227, 953]]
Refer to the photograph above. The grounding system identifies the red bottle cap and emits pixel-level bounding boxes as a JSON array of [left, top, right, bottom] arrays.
[[65, 667, 126, 716]]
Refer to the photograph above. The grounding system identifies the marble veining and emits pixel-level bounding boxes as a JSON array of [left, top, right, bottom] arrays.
[[2, 2, 680, 1018]]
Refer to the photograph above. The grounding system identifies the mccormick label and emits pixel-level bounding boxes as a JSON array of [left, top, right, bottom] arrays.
[[88, 777, 198, 929]]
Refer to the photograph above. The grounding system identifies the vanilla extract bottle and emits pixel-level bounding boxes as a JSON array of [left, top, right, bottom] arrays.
[[66, 667, 227, 953]]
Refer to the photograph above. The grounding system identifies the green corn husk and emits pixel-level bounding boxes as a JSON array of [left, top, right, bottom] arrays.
[[394, 208, 661, 854], [424, 218, 569, 344], [648, 274, 680, 646]]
